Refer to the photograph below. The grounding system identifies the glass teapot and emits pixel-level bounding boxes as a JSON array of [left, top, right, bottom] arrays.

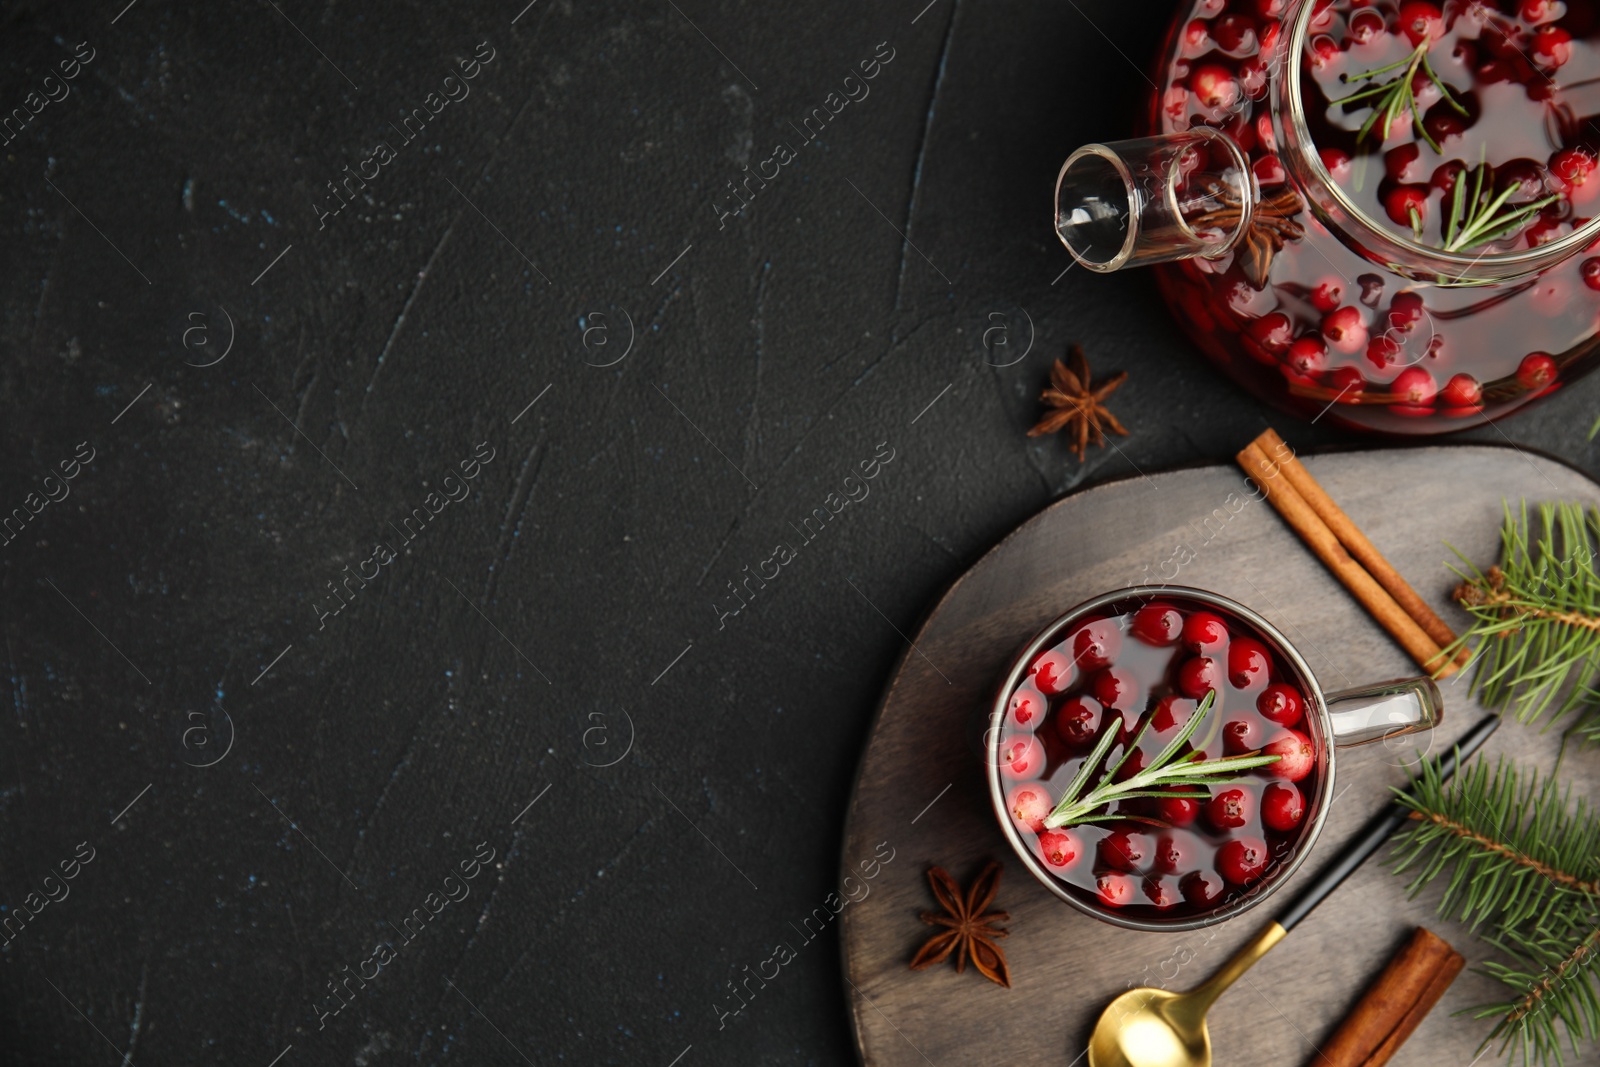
[[1054, 0, 1600, 433]]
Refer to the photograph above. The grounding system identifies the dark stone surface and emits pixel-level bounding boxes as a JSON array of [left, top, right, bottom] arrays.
[[1, 1, 1597, 1064]]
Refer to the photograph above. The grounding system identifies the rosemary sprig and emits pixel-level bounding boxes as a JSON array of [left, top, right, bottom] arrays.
[[1042, 691, 1281, 830], [1332, 39, 1468, 153], [1442, 162, 1561, 253]]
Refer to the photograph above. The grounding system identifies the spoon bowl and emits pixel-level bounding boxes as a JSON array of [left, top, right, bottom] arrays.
[[1087, 987, 1210, 1067], [1086, 923, 1283, 1067]]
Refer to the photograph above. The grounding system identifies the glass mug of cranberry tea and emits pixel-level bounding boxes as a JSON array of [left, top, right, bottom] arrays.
[[986, 587, 1442, 932], [1053, 0, 1600, 434]]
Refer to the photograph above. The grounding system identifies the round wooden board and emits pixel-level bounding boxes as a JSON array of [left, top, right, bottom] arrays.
[[838, 444, 1600, 1067]]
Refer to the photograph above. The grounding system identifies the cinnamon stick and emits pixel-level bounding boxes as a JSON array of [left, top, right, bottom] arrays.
[[1237, 441, 1456, 677], [1257, 429, 1470, 669], [1316, 927, 1465, 1067]]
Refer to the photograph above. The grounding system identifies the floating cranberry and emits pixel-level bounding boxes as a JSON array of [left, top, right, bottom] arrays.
[[1307, 33, 1342, 70], [1366, 334, 1402, 371], [1196, 0, 1224, 14], [1072, 619, 1121, 670], [1214, 14, 1258, 55], [1391, 366, 1438, 406], [1385, 144, 1424, 185], [1000, 733, 1046, 779], [1321, 306, 1368, 354], [1398, 1, 1445, 46], [1144, 877, 1183, 910], [1551, 148, 1598, 202], [1180, 869, 1224, 907], [1091, 666, 1143, 712], [1247, 311, 1295, 356], [1152, 833, 1195, 875], [1191, 63, 1241, 110], [1582, 257, 1600, 290], [1263, 729, 1315, 781], [1227, 637, 1272, 688], [1182, 18, 1211, 53], [1520, 0, 1563, 24], [1256, 0, 1285, 16], [1358, 274, 1386, 307], [1440, 372, 1483, 409], [1348, 7, 1386, 45], [1156, 789, 1203, 827], [1533, 24, 1573, 69], [1132, 604, 1184, 646], [1030, 648, 1076, 695], [1240, 57, 1270, 99], [1422, 106, 1469, 147], [1385, 185, 1430, 233], [1055, 694, 1104, 746], [1223, 717, 1268, 754], [1208, 786, 1255, 830], [1283, 336, 1327, 380], [1182, 611, 1229, 652], [1517, 352, 1558, 391], [1262, 782, 1306, 832], [1309, 278, 1344, 313], [1150, 694, 1197, 733], [1217, 837, 1271, 884], [1500, 159, 1549, 202], [1038, 829, 1082, 868], [1430, 160, 1466, 195], [1178, 655, 1225, 700], [1008, 785, 1051, 832], [1257, 683, 1303, 727], [1388, 291, 1427, 333], [1096, 872, 1137, 908], [1328, 366, 1367, 399], [1099, 829, 1150, 872], [1010, 687, 1045, 728], [1252, 152, 1285, 185], [1320, 146, 1353, 180], [1259, 19, 1282, 56]]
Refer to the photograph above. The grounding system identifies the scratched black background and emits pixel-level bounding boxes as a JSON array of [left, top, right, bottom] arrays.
[[3, 1, 1600, 1065]]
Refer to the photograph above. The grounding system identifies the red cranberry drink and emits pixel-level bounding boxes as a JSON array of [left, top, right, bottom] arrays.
[[988, 587, 1442, 931], [1054, 0, 1600, 433]]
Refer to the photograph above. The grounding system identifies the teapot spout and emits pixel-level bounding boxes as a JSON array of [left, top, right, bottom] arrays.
[[1054, 127, 1255, 273]]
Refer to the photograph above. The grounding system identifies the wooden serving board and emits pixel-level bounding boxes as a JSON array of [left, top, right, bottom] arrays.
[[839, 444, 1600, 1067]]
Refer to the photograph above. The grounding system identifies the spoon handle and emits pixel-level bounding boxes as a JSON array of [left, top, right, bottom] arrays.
[[1276, 713, 1501, 933]]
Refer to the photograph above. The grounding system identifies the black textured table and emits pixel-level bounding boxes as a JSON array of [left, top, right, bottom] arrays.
[[2, 2, 1598, 1065]]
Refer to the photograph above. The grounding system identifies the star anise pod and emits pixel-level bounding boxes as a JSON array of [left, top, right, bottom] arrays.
[[1026, 345, 1128, 462], [1184, 180, 1306, 288], [908, 860, 1011, 988]]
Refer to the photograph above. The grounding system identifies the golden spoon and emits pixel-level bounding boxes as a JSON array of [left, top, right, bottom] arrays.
[[1086, 714, 1499, 1067]]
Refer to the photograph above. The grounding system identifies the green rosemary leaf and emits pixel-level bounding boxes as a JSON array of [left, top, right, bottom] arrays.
[[1042, 690, 1280, 830]]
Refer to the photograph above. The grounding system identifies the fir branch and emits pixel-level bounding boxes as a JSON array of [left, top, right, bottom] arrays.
[[1392, 752, 1600, 1067], [1449, 501, 1600, 726], [1391, 755, 1600, 935], [1478, 923, 1600, 1067]]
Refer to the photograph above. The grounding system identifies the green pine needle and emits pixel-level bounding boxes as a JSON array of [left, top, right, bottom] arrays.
[[1447, 501, 1600, 728], [1390, 755, 1600, 933], [1391, 753, 1600, 1067]]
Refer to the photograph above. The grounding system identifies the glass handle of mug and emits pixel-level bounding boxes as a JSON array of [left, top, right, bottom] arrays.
[[1324, 677, 1443, 747]]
